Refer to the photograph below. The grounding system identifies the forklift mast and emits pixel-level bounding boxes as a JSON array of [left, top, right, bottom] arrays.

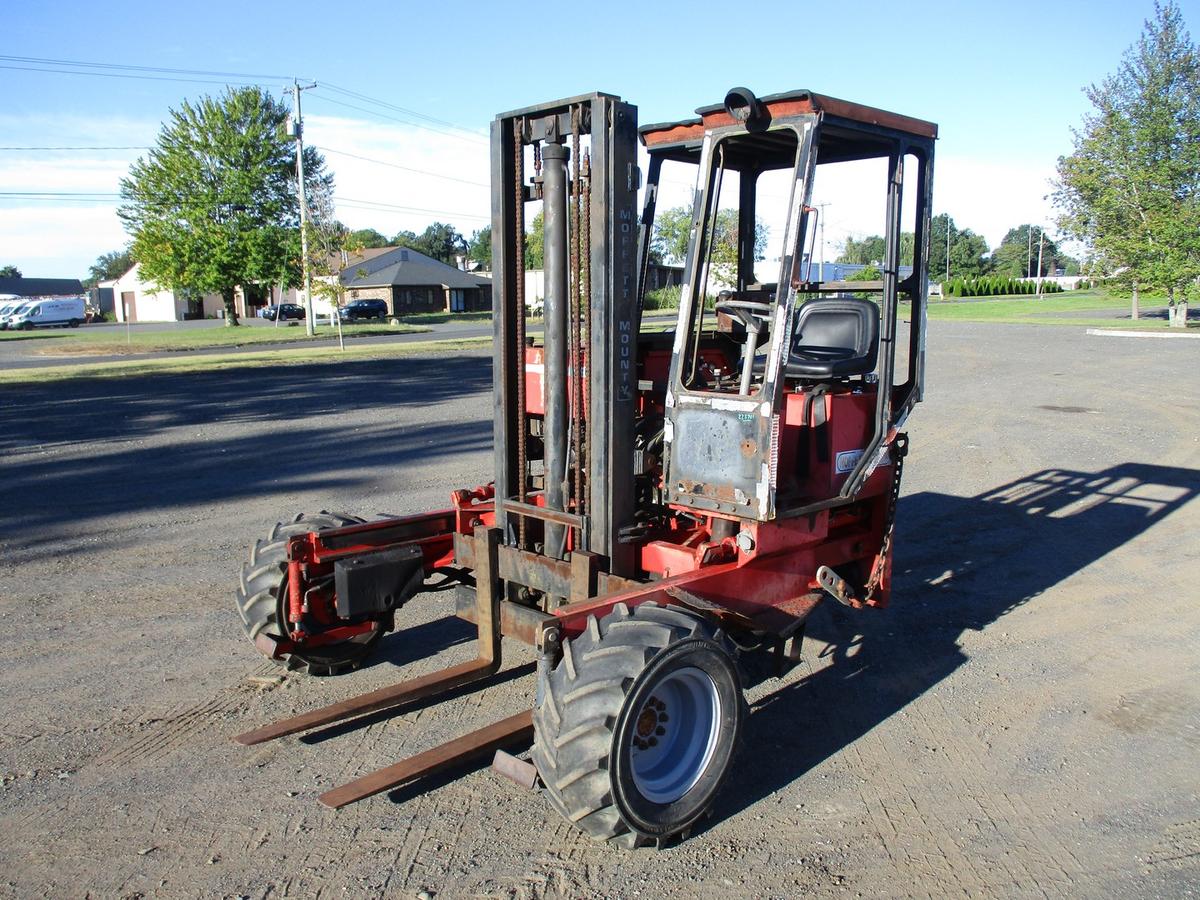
[[489, 93, 641, 579]]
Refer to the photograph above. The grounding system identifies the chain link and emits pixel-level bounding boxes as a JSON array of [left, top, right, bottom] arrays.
[[863, 433, 908, 604]]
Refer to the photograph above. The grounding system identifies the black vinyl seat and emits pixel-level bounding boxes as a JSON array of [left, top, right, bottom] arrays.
[[786, 297, 880, 379]]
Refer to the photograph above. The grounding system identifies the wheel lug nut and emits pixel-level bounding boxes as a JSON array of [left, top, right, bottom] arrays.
[[659, 714, 669, 722], [647, 737, 658, 747], [655, 726, 666, 736]]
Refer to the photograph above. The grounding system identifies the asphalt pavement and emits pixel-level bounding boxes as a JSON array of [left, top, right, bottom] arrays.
[[0, 319, 1196, 897]]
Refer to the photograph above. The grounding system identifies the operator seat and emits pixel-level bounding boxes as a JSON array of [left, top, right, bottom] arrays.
[[786, 297, 879, 379]]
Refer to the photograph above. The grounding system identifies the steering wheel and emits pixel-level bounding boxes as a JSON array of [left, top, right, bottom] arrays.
[[715, 297, 773, 334]]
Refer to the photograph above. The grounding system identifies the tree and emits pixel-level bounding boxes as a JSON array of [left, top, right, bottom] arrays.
[[467, 226, 491, 269], [392, 223, 468, 265], [417, 222, 468, 265], [348, 228, 389, 249], [83, 249, 134, 288], [651, 206, 766, 283], [524, 211, 546, 269], [928, 214, 991, 280], [0, 265, 21, 278], [837, 235, 886, 265], [847, 262, 881, 299], [990, 225, 1066, 278], [837, 233, 917, 267], [1054, 1, 1200, 320], [118, 86, 331, 326]]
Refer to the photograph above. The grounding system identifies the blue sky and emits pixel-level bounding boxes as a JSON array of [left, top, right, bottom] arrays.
[[1, 0, 1184, 279]]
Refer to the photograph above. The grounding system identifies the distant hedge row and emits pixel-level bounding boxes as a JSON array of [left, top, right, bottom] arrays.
[[942, 276, 1065, 297]]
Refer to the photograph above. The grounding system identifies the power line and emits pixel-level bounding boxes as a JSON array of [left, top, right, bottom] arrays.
[[319, 82, 486, 140], [334, 196, 489, 221], [305, 93, 487, 146], [322, 147, 487, 188], [0, 189, 489, 223], [2, 54, 488, 150], [0, 191, 119, 198], [0, 63, 275, 88], [0, 54, 297, 83], [0, 145, 150, 151]]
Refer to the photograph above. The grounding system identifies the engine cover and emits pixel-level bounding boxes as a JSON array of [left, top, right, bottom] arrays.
[[333, 545, 425, 618]]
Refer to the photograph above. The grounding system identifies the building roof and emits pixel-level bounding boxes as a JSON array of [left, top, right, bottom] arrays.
[[0, 276, 84, 298], [323, 246, 394, 271], [340, 246, 490, 290]]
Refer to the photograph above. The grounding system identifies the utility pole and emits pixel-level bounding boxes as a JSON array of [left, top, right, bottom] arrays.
[[1026, 225, 1033, 279], [292, 80, 318, 336], [817, 202, 830, 282], [1035, 227, 1045, 299], [945, 215, 951, 283]]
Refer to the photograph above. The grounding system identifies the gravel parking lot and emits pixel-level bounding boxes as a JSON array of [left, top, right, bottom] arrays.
[[0, 321, 1197, 898]]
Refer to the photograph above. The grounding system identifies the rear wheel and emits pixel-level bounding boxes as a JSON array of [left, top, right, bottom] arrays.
[[533, 602, 744, 847], [235, 511, 383, 675]]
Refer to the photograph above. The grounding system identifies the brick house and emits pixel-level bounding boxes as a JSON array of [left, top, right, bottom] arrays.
[[339, 246, 491, 314]]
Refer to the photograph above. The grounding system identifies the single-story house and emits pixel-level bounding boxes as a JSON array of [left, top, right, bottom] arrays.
[[496, 265, 684, 311], [106, 247, 492, 323], [645, 262, 685, 292], [0, 276, 84, 299], [339, 246, 491, 314], [109, 264, 226, 323], [109, 265, 297, 322]]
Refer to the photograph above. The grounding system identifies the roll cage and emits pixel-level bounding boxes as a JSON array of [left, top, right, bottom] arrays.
[[637, 89, 937, 521]]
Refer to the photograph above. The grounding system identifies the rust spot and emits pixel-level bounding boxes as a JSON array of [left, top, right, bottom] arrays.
[[740, 438, 758, 458]]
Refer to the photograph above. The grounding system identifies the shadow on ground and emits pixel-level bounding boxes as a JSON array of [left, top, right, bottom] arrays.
[[709, 462, 1198, 828], [0, 356, 494, 548], [306, 463, 1196, 826]]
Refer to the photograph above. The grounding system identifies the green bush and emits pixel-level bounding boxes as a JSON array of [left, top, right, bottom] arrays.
[[641, 285, 719, 311], [643, 285, 682, 310]]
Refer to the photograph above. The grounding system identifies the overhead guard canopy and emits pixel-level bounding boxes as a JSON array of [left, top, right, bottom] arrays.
[[639, 88, 938, 168]]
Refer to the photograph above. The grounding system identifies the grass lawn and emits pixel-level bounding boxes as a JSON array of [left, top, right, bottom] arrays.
[[0, 335, 491, 385], [395, 310, 492, 325], [0, 321, 429, 354], [905, 289, 1192, 329]]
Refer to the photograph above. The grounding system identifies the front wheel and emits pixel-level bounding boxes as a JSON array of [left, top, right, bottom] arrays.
[[533, 602, 744, 847]]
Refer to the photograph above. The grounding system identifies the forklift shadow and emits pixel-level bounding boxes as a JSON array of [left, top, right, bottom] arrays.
[[368, 613, 477, 672], [708, 461, 1198, 831]]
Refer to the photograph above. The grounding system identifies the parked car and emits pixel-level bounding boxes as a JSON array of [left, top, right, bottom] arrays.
[[5, 297, 85, 330], [263, 303, 306, 321], [337, 299, 389, 322]]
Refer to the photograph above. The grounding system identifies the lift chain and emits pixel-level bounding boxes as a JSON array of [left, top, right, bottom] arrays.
[[862, 432, 908, 605], [514, 125, 528, 549]]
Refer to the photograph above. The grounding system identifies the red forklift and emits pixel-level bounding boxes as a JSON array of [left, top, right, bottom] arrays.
[[234, 87, 936, 847]]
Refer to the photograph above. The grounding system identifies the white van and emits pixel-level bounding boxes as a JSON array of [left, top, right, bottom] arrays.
[[5, 297, 86, 330], [0, 301, 32, 329]]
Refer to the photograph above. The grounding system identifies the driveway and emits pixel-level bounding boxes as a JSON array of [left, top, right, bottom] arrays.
[[0, 321, 1196, 897]]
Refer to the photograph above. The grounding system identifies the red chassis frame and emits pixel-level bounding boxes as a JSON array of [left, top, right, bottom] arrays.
[[267, 345, 898, 661]]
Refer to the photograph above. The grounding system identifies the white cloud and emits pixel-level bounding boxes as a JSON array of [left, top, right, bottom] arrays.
[[646, 148, 1060, 265], [305, 114, 490, 237], [0, 108, 1066, 279], [935, 157, 1059, 249], [0, 205, 126, 271]]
